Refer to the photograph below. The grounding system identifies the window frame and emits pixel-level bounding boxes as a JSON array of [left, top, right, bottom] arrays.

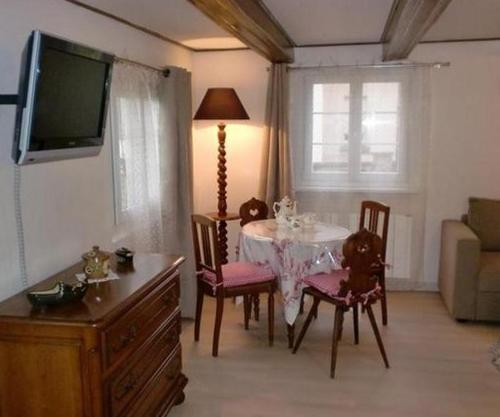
[[292, 68, 416, 192]]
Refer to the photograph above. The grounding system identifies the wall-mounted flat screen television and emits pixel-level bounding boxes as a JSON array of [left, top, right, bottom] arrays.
[[13, 31, 114, 165]]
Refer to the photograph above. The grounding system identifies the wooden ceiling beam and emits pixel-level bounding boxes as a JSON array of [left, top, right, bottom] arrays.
[[187, 0, 295, 63], [381, 0, 452, 61]]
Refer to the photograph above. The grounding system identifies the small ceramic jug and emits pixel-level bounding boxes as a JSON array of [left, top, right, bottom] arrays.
[[273, 196, 297, 225], [82, 246, 110, 279]]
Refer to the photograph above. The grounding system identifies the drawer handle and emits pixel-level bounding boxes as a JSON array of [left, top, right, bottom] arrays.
[[114, 373, 138, 401], [112, 325, 138, 353]]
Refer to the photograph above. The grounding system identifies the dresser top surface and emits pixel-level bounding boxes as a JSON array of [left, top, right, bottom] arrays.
[[0, 254, 184, 324]]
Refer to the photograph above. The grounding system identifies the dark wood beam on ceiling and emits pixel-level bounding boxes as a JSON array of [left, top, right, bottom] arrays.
[[381, 0, 452, 61], [187, 0, 295, 63]]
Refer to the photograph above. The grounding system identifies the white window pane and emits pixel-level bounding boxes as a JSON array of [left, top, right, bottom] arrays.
[[313, 114, 349, 144], [313, 83, 350, 113], [360, 144, 398, 173], [362, 82, 399, 112], [312, 144, 348, 173], [362, 113, 398, 144], [361, 82, 400, 173]]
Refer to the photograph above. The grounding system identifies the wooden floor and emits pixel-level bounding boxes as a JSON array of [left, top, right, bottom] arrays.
[[171, 292, 500, 417]]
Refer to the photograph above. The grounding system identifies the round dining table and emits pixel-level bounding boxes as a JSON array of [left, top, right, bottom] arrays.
[[238, 219, 351, 327]]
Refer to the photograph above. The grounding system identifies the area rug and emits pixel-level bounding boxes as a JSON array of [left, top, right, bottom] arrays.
[[491, 341, 500, 371]]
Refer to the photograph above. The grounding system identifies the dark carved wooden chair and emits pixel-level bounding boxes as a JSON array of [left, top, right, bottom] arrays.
[[239, 197, 269, 227], [238, 197, 269, 321], [192, 214, 277, 357], [292, 229, 389, 378], [359, 200, 390, 325]]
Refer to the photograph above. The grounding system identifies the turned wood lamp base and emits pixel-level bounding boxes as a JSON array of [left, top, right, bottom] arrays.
[[205, 124, 240, 264], [194, 88, 249, 264]]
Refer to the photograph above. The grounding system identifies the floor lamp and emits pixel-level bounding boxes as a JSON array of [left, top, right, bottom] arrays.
[[194, 88, 249, 264]]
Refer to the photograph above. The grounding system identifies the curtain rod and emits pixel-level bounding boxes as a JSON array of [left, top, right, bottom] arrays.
[[114, 57, 171, 77], [287, 62, 450, 71]]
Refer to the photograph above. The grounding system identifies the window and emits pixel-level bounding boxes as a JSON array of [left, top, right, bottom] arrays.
[[113, 95, 161, 216], [291, 68, 426, 192]]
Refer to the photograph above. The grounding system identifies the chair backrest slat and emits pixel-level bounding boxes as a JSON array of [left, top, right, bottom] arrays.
[[200, 224, 212, 268], [359, 200, 390, 260], [191, 214, 223, 285]]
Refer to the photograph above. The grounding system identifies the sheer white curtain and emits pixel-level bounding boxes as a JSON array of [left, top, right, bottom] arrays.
[[290, 65, 431, 289], [110, 62, 196, 316]]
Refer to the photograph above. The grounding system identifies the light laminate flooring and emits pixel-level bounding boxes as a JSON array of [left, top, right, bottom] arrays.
[[171, 292, 500, 417]]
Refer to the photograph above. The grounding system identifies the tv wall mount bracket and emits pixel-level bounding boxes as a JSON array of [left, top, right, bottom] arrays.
[[0, 95, 19, 105]]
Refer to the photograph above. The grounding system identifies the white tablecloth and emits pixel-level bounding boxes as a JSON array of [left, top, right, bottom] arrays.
[[238, 219, 350, 324]]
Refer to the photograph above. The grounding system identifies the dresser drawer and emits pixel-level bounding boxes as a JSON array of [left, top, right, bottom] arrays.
[[103, 275, 179, 369], [106, 315, 180, 417], [123, 347, 183, 417]]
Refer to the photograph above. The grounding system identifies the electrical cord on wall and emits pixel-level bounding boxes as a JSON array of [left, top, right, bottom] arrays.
[[14, 165, 29, 289]]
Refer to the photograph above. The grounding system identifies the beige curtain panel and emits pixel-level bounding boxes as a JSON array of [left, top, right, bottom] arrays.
[[262, 63, 294, 209]]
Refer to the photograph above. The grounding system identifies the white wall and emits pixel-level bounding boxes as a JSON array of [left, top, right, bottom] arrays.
[[3, 1, 500, 298], [412, 42, 500, 286], [191, 41, 500, 286], [295, 42, 500, 287], [191, 50, 269, 259], [0, 0, 192, 300]]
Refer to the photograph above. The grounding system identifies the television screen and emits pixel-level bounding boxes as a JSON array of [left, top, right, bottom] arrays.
[[30, 49, 109, 150], [13, 31, 114, 164]]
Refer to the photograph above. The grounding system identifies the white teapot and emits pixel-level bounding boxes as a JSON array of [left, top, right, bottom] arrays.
[[273, 196, 297, 225]]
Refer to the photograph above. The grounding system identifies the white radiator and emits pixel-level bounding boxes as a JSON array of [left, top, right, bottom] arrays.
[[317, 212, 412, 279]]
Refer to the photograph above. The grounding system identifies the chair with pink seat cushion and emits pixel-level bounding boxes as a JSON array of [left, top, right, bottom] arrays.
[[191, 214, 277, 357], [238, 197, 269, 322], [359, 200, 390, 325], [293, 229, 389, 378]]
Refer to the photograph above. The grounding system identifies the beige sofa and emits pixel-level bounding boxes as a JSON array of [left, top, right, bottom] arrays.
[[439, 198, 500, 321]]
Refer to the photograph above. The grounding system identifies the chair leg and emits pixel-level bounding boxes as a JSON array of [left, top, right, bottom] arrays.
[[287, 324, 295, 349], [337, 309, 344, 341], [292, 297, 320, 354], [353, 304, 359, 345], [380, 272, 388, 325], [194, 283, 204, 342], [366, 304, 389, 368], [330, 306, 343, 378], [243, 295, 250, 330], [268, 290, 274, 346], [299, 292, 305, 314], [253, 295, 260, 321], [212, 296, 224, 357]]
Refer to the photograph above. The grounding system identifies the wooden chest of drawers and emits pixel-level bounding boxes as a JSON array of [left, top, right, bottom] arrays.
[[0, 254, 187, 417]]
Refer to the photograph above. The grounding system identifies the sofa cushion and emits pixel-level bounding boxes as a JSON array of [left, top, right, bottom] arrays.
[[478, 252, 500, 292], [468, 197, 500, 251]]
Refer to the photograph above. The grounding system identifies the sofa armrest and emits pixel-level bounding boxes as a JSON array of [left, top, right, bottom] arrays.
[[439, 220, 481, 320]]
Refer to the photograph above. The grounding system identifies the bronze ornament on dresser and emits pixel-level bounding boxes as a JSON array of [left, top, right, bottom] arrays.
[[0, 254, 187, 417]]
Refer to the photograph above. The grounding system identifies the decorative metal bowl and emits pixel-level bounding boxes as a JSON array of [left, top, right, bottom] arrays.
[[27, 281, 88, 308]]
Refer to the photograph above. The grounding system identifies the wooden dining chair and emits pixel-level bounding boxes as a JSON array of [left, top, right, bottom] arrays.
[[292, 229, 389, 378], [192, 214, 277, 357], [238, 197, 269, 321], [359, 200, 390, 325]]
